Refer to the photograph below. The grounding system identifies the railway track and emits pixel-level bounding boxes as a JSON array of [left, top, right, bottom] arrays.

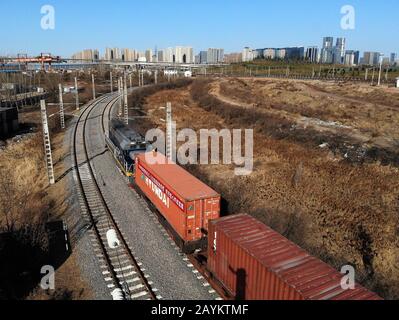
[[73, 93, 158, 300]]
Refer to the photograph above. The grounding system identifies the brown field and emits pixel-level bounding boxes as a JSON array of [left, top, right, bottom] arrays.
[[130, 78, 399, 299], [0, 108, 91, 300]]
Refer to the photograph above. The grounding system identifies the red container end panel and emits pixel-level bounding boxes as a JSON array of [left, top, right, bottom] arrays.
[[208, 214, 382, 301], [135, 153, 220, 244]]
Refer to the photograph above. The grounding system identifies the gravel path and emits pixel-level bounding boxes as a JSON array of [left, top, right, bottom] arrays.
[[65, 91, 218, 300], [63, 97, 113, 300]]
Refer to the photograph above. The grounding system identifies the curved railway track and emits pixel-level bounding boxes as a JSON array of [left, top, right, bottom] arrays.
[[73, 93, 158, 300]]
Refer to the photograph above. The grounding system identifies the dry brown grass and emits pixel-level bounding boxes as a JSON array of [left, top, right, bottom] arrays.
[[0, 109, 92, 300], [135, 79, 399, 299]]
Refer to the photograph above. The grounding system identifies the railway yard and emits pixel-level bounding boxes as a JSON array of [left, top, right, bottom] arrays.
[[3, 1, 399, 316], [67, 91, 220, 300], [1, 73, 399, 301]]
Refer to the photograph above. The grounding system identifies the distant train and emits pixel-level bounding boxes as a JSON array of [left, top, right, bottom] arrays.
[[106, 119, 151, 178]]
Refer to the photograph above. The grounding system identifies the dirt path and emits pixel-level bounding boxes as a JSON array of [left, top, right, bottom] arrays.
[[210, 78, 399, 153], [298, 82, 399, 112]]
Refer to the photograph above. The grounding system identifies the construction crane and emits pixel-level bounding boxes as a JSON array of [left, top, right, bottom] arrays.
[[12, 53, 65, 71]]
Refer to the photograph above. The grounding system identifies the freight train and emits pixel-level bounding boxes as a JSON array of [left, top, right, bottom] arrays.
[[106, 125, 381, 300]]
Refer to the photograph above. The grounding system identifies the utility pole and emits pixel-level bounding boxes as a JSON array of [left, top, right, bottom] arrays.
[[110, 71, 113, 93], [154, 70, 158, 85], [141, 69, 144, 86], [377, 55, 383, 86], [92, 74, 96, 99], [129, 73, 132, 88], [75, 77, 80, 111], [165, 102, 175, 162], [40, 100, 55, 185], [118, 78, 122, 116], [123, 73, 128, 125], [365, 68, 369, 81], [58, 84, 65, 129]]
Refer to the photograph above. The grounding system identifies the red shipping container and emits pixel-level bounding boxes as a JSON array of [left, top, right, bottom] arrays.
[[135, 152, 220, 252], [208, 214, 381, 300]]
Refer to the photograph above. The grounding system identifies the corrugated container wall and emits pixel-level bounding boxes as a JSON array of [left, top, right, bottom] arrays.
[[208, 214, 381, 300], [135, 152, 220, 250]]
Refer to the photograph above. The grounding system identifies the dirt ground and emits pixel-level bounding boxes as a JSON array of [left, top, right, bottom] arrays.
[[0, 108, 92, 300], [215, 78, 399, 159], [132, 78, 399, 299]]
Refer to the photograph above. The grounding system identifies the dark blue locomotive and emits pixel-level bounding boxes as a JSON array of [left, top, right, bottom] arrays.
[[106, 119, 151, 177]]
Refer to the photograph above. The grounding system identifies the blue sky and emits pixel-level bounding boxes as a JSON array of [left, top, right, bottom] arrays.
[[0, 0, 397, 57]]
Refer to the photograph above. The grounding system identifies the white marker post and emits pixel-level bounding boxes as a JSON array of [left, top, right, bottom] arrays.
[[377, 55, 383, 86], [92, 74, 96, 99], [75, 77, 80, 111], [118, 78, 122, 117], [124, 73, 128, 125], [40, 100, 55, 185], [165, 102, 175, 163], [58, 83, 65, 129], [110, 71, 113, 93]]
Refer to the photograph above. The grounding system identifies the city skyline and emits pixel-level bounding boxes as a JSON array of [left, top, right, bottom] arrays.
[[0, 0, 398, 57]]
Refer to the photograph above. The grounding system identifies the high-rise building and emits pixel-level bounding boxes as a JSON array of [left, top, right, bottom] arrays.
[[344, 50, 356, 66], [158, 49, 165, 62], [353, 51, 360, 65], [285, 47, 305, 60], [199, 51, 208, 64], [160, 46, 194, 63], [323, 37, 334, 49], [242, 47, 255, 62], [174, 46, 194, 63], [105, 48, 122, 61], [276, 49, 286, 60], [72, 49, 99, 61], [306, 47, 319, 62], [363, 52, 380, 66], [224, 53, 242, 63], [145, 49, 153, 63], [164, 47, 174, 63], [263, 48, 276, 59], [137, 51, 146, 61], [333, 38, 346, 64], [321, 37, 334, 64], [121, 48, 136, 62], [207, 48, 224, 64]]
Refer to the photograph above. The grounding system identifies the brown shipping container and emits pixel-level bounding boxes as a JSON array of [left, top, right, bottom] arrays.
[[135, 152, 220, 251], [208, 214, 381, 300]]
